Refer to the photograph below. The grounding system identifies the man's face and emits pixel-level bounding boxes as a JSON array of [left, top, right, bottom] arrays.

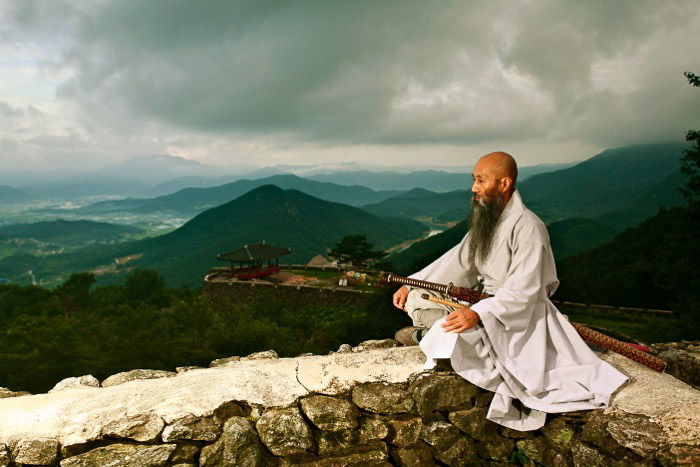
[[471, 163, 500, 205]]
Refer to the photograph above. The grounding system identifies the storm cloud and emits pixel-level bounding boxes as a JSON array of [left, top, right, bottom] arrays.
[[1, 0, 699, 168]]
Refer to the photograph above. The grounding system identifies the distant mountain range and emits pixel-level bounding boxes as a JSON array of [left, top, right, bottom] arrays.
[[0, 185, 31, 203], [77, 174, 402, 216], [0, 186, 427, 286], [361, 188, 470, 223]]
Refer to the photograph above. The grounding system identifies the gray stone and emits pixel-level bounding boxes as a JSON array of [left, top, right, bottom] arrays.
[[162, 414, 221, 442], [281, 441, 389, 466], [60, 443, 176, 466], [449, 407, 499, 441], [517, 437, 547, 464], [359, 415, 390, 443], [352, 382, 414, 414], [499, 426, 535, 439], [101, 412, 165, 442], [606, 414, 667, 458], [244, 349, 279, 359], [101, 369, 176, 387], [170, 443, 200, 463], [653, 343, 700, 387], [176, 366, 204, 373], [542, 418, 576, 453], [256, 406, 313, 456], [473, 391, 494, 408], [208, 356, 241, 367], [419, 421, 461, 447], [0, 387, 30, 398], [433, 435, 478, 466], [49, 375, 100, 393], [476, 436, 515, 461], [386, 415, 423, 448], [354, 339, 399, 352], [570, 440, 616, 467], [336, 344, 353, 353], [0, 444, 9, 467], [300, 395, 358, 431], [200, 416, 262, 467], [390, 440, 436, 466], [408, 373, 478, 416], [13, 438, 59, 465], [317, 430, 356, 454]]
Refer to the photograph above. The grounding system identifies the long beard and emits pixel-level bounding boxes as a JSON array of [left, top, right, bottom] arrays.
[[468, 195, 504, 265]]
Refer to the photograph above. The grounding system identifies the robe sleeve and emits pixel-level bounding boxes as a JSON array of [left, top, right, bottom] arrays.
[[408, 233, 480, 289], [471, 220, 555, 332]]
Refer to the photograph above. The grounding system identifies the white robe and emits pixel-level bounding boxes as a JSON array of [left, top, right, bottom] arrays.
[[411, 190, 628, 430]]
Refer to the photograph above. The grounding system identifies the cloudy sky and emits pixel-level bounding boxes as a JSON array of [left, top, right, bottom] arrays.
[[1, 0, 699, 172]]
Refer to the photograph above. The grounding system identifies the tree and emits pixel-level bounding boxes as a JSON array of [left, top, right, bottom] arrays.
[[328, 235, 386, 267], [124, 269, 168, 307], [55, 272, 96, 317], [680, 71, 700, 202]]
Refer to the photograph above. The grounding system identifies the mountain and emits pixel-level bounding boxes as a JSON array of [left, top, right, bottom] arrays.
[[361, 188, 470, 222], [547, 218, 619, 259], [0, 220, 143, 246], [21, 155, 242, 198], [555, 202, 699, 315], [519, 143, 687, 224], [78, 174, 402, 216], [0, 185, 31, 203], [308, 170, 469, 192], [0, 186, 427, 286]]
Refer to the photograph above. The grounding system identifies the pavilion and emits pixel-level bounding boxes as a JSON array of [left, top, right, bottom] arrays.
[[216, 241, 291, 280]]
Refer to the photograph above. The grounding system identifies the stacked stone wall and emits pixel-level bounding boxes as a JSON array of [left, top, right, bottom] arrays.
[[0, 344, 698, 466]]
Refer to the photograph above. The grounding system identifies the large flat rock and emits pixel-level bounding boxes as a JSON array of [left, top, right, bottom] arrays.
[[0, 347, 425, 447]]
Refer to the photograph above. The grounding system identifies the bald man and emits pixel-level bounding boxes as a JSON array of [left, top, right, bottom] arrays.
[[392, 152, 627, 431]]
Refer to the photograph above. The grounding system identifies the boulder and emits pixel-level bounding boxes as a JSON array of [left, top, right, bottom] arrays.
[[0, 387, 30, 398], [162, 414, 222, 442], [0, 444, 9, 467], [389, 440, 435, 467], [353, 339, 399, 352], [209, 356, 241, 367], [449, 407, 499, 441], [50, 375, 100, 393], [432, 435, 478, 466], [60, 443, 176, 467], [352, 382, 414, 414], [101, 369, 176, 387], [256, 406, 313, 456], [12, 438, 59, 465], [280, 441, 389, 466], [244, 349, 279, 359], [170, 443, 200, 464], [101, 412, 165, 442], [300, 395, 358, 431], [408, 373, 479, 416], [386, 415, 423, 448], [200, 416, 262, 467], [358, 415, 390, 444]]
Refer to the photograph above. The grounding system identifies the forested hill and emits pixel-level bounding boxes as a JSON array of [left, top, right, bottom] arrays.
[[77, 174, 400, 216], [0, 185, 31, 203], [555, 201, 699, 315], [519, 142, 687, 225], [0, 220, 142, 245], [0, 185, 427, 287]]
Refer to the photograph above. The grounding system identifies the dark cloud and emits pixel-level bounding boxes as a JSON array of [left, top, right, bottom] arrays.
[[3, 0, 700, 165]]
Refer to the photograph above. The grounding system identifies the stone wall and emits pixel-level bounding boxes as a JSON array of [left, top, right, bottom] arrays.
[[203, 279, 376, 309], [0, 343, 699, 466]]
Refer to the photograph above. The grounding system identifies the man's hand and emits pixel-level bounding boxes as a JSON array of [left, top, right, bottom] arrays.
[[392, 286, 409, 311], [441, 307, 480, 333]]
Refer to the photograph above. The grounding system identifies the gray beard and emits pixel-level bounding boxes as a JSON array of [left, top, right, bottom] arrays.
[[468, 195, 504, 265]]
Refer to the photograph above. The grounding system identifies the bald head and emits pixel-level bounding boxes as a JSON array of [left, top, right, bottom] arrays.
[[471, 151, 518, 206], [477, 152, 518, 185]]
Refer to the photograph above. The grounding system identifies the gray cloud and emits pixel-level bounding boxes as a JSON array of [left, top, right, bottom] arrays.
[[2, 0, 699, 169]]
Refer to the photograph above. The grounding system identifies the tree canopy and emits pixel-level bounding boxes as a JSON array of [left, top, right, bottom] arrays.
[[328, 234, 386, 267], [680, 71, 700, 202]]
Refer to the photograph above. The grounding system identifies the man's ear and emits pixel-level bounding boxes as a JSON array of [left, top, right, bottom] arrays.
[[499, 177, 512, 192]]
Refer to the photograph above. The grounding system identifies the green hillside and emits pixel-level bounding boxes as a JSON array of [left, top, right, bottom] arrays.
[[555, 202, 699, 315], [78, 174, 401, 216], [0, 220, 143, 246], [361, 189, 470, 222], [0, 185, 31, 203], [520, 143, 687, 224], [0, 186, 427, 287], [547, 218, 619, 259]]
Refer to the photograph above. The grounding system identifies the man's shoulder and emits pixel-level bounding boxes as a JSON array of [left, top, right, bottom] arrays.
[[512, 206, 549, 242]]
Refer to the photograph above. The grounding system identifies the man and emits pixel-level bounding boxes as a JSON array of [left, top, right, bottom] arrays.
[[392, 152, 628, 430]]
